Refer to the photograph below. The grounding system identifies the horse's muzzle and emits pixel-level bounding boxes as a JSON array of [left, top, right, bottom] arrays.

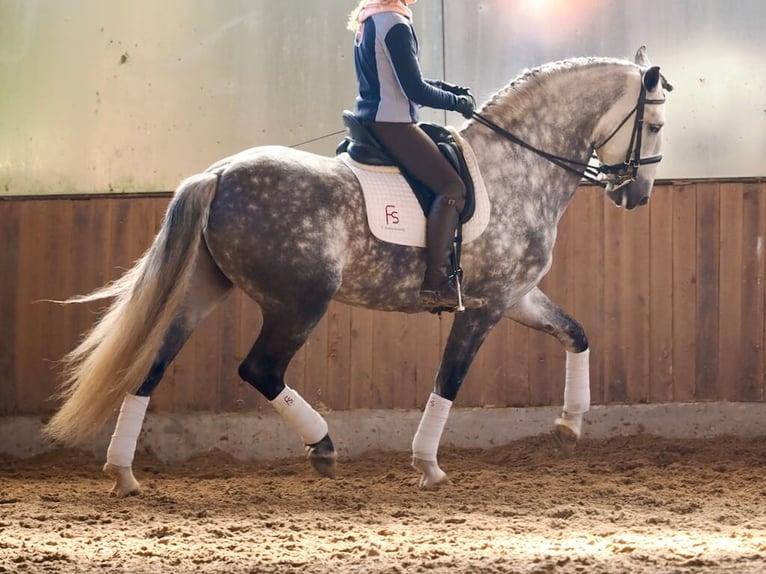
[[606, 179, 649, 210], [605, 180, 629, 208]]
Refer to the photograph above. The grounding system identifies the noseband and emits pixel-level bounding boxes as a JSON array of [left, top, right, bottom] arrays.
[[593, 82, 666, 188], [470, 73, 666, 189]]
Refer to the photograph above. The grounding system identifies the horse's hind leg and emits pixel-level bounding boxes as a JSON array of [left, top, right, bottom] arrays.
[[104, 242, 233, 497], [238, 300, 337, 478], [505, 287, 590, 454]]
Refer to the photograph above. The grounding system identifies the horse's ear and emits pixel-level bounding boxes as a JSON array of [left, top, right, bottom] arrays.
[[634, 45, 650, 66], [643, 66, 662, 91]]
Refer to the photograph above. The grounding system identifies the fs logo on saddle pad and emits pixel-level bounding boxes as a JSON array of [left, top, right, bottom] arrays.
[[338, 141, 490, 248]]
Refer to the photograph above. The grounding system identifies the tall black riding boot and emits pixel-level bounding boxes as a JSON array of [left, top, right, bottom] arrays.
[[419, 197, 478, 310]]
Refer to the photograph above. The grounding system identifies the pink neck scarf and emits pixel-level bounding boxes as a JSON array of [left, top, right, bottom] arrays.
[[358, 2, 412, 25]]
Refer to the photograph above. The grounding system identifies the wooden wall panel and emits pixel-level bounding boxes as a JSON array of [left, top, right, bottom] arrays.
[[740, 183, 766, 401], [14, 200, 66, 414], [476, 316, 510, 408], [648, 186, 674, 403], [0, 201, 20, 415], [370, 312, 400, 410], [717, 185, 744, 402], [504, 320, 530, 408], [2, 179, 766, 416], [324, 302, 352, 411], [671, 184, 698, 401], [397, 313, 426, 409], [623, 203, 652, 403], [602, 198, 628, 403], [215, 294, 244, 412], [695, 183, 721, 400], [348, 307, 374, 409]]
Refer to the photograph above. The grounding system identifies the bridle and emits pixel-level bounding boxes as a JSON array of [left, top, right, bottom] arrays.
[[469, 73, 666, 189]]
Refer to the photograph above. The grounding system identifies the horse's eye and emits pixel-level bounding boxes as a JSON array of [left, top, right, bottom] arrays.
[[648, 123, 663, 134]]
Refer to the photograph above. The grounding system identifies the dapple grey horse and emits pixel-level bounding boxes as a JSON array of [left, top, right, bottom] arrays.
[[46, 47, 671, 496]]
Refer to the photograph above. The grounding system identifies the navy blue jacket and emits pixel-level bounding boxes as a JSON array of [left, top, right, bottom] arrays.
[[353, 12, 460, 122]]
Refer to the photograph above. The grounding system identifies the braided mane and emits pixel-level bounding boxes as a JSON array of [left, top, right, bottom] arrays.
[[479, 56, 635, 115]]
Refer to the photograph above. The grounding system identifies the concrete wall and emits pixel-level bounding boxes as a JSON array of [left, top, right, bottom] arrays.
[[3, 403, 765, 462], [1, 0, 764, 196]]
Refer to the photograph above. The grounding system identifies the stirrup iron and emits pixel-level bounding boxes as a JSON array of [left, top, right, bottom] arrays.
[[449, 251, 465, 313]]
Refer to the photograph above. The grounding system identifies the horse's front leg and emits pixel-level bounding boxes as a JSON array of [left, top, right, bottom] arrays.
[[412, 306, 505, 489], [505, 287, 590, 453]]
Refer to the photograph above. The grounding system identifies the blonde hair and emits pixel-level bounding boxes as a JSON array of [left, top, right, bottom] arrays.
[[347, 0, 402, 32]]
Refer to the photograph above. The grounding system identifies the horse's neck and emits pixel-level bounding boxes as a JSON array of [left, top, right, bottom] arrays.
[[463, 64, 633, 221]]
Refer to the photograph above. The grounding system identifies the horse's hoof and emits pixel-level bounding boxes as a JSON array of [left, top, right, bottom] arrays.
[[412, 457, 451, 490], [551, 420, 579, 456], [306, 434, 337, 478], [103, 462, 141, 497]]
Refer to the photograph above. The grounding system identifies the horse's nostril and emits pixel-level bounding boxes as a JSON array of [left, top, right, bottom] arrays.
[[639, 196, 649, 206]]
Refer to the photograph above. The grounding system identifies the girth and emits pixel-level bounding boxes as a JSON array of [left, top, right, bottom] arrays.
[[336, 111, 476, 225]]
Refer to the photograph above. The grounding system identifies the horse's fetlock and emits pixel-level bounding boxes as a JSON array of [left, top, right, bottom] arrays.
[[570, 328, 588, 353]]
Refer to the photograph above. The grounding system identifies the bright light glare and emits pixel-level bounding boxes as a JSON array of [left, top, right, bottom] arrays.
[[515, 0, 602, 34], [524, 0, 552, 18]]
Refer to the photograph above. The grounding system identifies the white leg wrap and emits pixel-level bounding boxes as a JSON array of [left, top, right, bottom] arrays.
[[412, 393, 452, 462], [106, 394, 150, 467], [270, 386, 328, 445], [564, 348, 591, 414]]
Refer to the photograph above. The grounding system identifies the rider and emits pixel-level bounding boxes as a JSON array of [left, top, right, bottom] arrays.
[[347, 0, 478, 310]]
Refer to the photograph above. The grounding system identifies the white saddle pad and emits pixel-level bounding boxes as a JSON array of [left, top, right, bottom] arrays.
[[338, 135, 490, 248]]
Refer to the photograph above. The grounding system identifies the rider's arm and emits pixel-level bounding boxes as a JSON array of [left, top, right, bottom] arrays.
[[384, 23, 460, 111]]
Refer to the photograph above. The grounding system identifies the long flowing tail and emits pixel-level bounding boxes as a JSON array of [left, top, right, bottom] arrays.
[[44, 170, 221, 445]]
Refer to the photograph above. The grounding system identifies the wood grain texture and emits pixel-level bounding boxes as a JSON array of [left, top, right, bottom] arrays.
[[2, 180, 766, 415]]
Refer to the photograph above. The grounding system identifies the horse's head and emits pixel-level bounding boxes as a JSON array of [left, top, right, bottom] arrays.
[[593, 46, 673, 210]]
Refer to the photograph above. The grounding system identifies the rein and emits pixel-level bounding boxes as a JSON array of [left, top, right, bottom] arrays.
[[289, 129, 346, 149], [470, 81, 665, 188]]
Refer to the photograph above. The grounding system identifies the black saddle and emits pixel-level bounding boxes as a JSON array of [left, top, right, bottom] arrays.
[[336, 111, 476, 224]]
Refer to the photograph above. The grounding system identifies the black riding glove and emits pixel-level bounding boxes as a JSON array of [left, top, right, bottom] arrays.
[[454, 95, 475, 119], [441, 81, 472, 96]]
